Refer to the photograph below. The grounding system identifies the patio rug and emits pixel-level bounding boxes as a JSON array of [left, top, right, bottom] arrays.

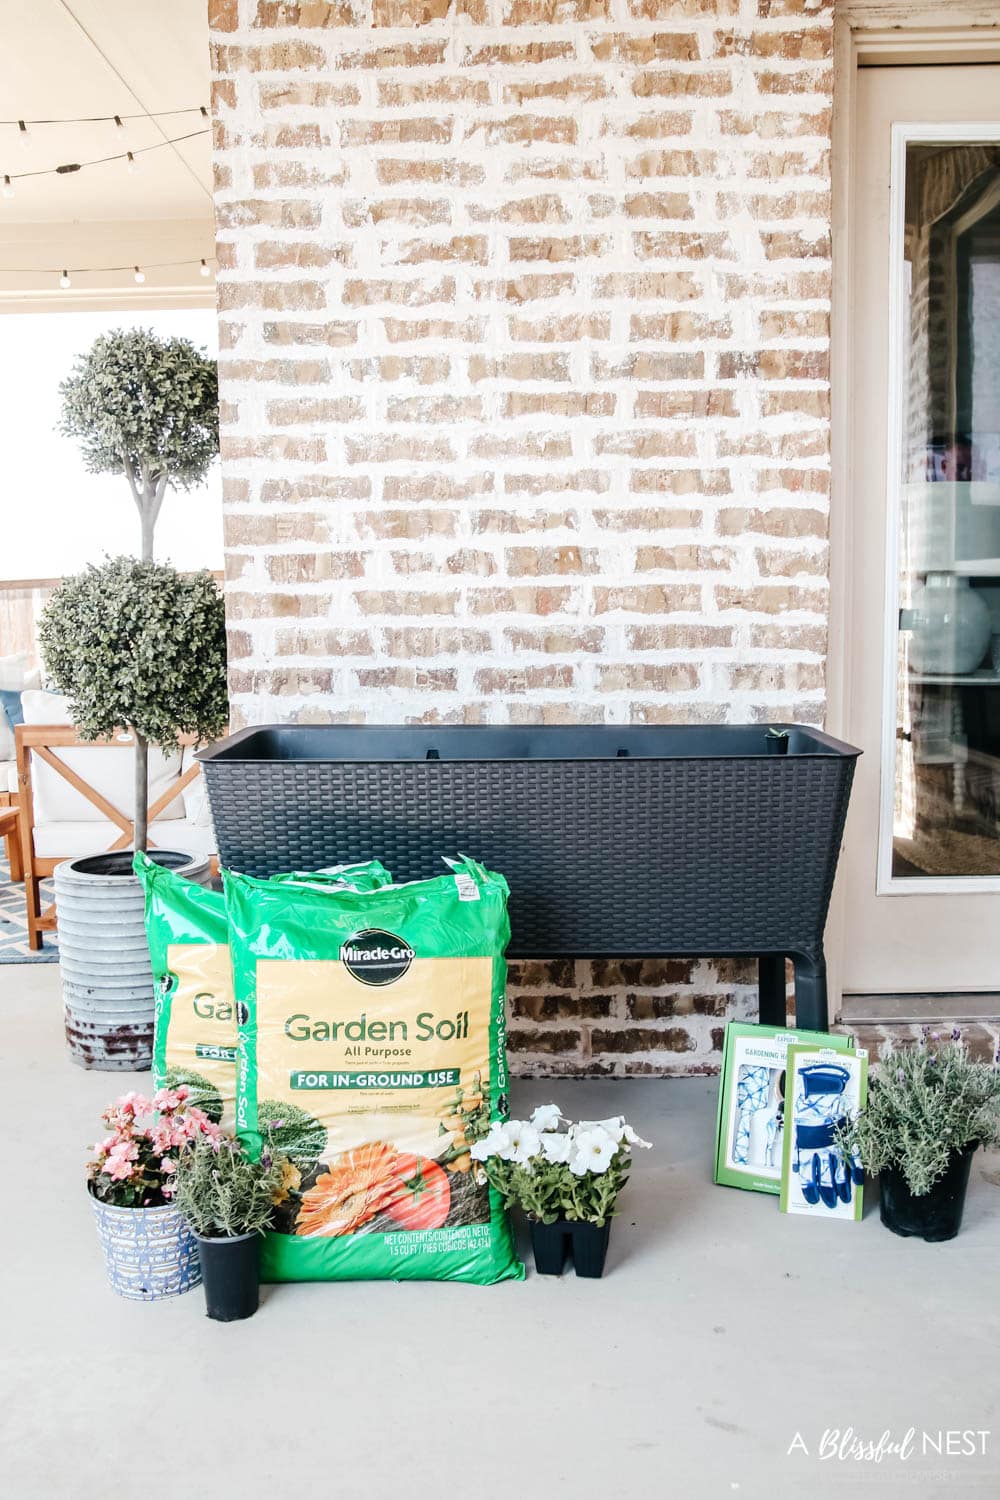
[[0, 855, 58, 962]]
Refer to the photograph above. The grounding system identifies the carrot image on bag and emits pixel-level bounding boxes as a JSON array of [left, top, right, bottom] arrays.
[[223, 856, 524, 1286]]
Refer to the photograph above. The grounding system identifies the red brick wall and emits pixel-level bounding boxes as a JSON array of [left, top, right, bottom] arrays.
[[209, 0, 834, 1075]]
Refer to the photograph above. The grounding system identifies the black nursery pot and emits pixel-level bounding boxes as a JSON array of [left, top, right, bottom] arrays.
[[195, 1231, 260, 1321], [529, 1219, 570, 1276], [570, 1220, 612, 1279], [878, 1144, 977, 1243], [528, 1219, 612, 1278]]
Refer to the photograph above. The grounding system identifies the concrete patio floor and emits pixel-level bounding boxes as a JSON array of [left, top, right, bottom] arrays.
[[2, 963, 999, 1500]]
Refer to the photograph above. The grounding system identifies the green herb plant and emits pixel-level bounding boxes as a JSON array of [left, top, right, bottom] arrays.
[[171, 1135, 289, 1239], [836, 1031, 1000, 1197]]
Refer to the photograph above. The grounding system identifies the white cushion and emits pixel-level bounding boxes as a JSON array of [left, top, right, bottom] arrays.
[[21, 689, 185, 823], [33, 818, 217, 860], [0, 661, 39, 758], [0, 654, 29, 690], [179, 749, 214, 828], [0, 760, 16, 794]]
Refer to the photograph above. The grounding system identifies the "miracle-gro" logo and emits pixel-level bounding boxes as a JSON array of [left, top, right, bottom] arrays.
[[340, 928, 415, 986]]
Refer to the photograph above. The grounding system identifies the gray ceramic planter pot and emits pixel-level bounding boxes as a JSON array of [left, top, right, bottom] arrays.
[[56, 850, 210, 1070]]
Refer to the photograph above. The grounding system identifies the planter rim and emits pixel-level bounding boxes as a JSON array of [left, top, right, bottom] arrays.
[[193, 1229, 259, 1245], [879, 1139, 980, 1190], [61, 850, 205, 884], [88, 1187, 177, 1215], [199, 721, 862, 766], [528, 1214, 611, 1227]]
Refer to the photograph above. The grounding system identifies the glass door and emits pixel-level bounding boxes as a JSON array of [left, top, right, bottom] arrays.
[[841, 65, 1000, 996], [890, 137, 1000, 886]]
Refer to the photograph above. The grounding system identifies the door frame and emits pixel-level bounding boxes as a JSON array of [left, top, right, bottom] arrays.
[[826, 9, 1000, 1009]]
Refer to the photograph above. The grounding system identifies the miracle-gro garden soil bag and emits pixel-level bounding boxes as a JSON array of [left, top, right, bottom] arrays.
[[223, 857, 524, 1286], [135, 854, 394, 1133]]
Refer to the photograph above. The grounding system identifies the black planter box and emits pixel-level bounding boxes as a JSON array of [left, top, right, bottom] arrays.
[[529, 1219, 611, 1278], [198, 723, 860, 1032]]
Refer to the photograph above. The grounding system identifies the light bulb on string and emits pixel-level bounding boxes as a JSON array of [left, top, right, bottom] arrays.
[[59, 270, 71, 289], [2, 175, 13, 199], [114, 114, 125, 133], [199, 258, 211, 278], [126, 151, 139, 175], [17, 120, 28, 151], [133, 266, 145, 284]]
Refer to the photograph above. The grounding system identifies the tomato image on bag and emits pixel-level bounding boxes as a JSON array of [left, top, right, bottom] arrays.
[[223, 856, 524, 1285], [135, 854, 395, 1135]]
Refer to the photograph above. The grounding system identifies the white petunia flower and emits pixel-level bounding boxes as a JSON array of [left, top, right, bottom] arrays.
[[622, 1123, 651, 1149], [576, 1116, 626, 1142], [540, 1130, 573, 1164], [508, 1122, 542, 1164], [568, 1126, 618, 1176], [491, 1123, 519, 1161], [471, 1121, 515, 1162], [530, 1103, 562, 1132]]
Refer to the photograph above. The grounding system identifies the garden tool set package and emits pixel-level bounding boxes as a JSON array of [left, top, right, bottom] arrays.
[[714, 1021, 868, 1223]]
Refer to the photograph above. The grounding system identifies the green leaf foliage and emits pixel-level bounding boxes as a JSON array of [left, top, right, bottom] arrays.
[[38, 556, 228, 748], [58, 327, 218, 488], [836, 1033, 1000, 1197], [482, 1151, 632, 1228], [171, 1136, 288, 1238]]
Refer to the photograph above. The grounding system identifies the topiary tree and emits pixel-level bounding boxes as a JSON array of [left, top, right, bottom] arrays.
[[39, 557, 228, 852], [58, 328, 218, 562]]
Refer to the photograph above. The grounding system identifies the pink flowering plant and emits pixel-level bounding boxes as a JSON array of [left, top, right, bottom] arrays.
[[87, 1087, 223, 1208]]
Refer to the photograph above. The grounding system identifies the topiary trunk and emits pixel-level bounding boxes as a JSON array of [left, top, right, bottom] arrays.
[[133, 732, 149, 854]]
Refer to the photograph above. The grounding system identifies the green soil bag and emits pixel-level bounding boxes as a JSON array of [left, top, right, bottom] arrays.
[[135, 854, 393, 1132], [223, 856, 524, 1286]]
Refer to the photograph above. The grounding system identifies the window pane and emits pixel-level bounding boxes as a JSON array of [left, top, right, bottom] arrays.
[[894, 142, 1000, 877]]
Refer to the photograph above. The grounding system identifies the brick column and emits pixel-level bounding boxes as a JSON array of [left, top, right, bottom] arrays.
[[210, 0, 834, 1075]]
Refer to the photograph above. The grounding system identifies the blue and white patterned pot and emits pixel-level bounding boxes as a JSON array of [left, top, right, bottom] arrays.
[[90, 1194, 201, 1301]]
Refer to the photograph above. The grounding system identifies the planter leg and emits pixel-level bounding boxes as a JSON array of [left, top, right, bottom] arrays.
[[758, 954, 787, 1026], [791, 952, 828, 1032]]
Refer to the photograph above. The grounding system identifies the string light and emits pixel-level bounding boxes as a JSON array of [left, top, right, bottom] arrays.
[[1, 175, 12, 199], [114, 114, 125, 133], [1, 129, 208, 190], [17, 120, 29, 151], [0, 105, 207, 127], [0, 256, 217, 285]]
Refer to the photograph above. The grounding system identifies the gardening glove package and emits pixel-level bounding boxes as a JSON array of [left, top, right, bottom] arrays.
[[223, 856, 523, 1285]]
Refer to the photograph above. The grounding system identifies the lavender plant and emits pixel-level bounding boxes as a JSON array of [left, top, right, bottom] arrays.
[[836, 1030, 1000, 1197], [170, 1134, 289, 1239]]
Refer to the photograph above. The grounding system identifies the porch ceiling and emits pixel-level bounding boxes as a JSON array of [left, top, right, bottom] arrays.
[[0, 0, 213, 307]]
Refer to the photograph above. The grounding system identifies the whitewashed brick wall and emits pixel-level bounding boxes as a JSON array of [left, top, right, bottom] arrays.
[[210, 0, 834, 1075]]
